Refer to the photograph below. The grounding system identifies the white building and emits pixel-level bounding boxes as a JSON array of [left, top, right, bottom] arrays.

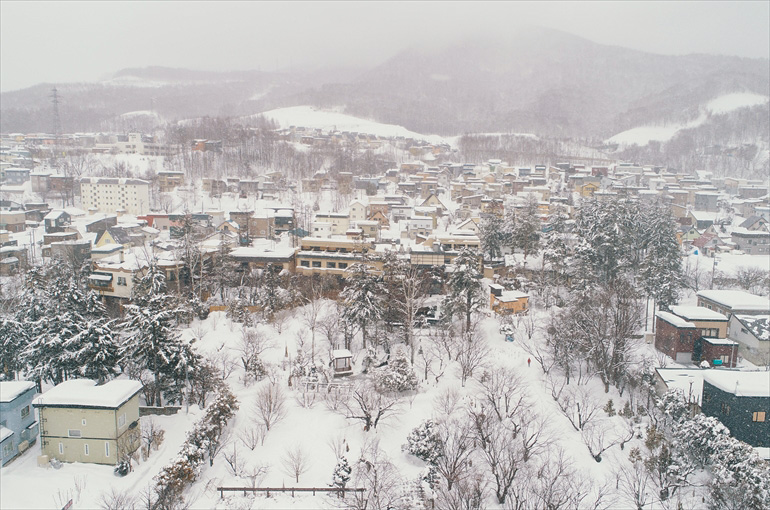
[[80, 177, 150, 215]]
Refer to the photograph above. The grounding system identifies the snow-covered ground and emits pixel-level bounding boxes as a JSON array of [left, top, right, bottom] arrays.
[[256, 106, 450, 146]]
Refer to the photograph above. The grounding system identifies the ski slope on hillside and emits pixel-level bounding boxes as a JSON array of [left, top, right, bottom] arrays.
[[257, 106, 450, 145], [607, 92, 769, 147]]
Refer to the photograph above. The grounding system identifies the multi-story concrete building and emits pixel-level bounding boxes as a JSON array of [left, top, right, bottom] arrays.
[[80, 177, 150, 215]]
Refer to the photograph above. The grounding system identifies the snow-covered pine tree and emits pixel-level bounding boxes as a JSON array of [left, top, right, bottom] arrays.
[[403, 419, 443, 465], [340, 257, 384, 350], [443, 248, 484, 333], [65, 318, 120, 384], [374, 345, 418, 393], [506, 195, 542, 262], [331, 456, 352, 489], [637, 201, 684, 316], [479, 214, 506, 260], [121, 262, 187, 406]]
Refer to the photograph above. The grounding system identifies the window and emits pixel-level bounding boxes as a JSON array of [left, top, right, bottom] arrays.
[[327, 262, 336, 268], [20, 406, 29, 419], [84, 444, 89, 456], [338, 263, 348, 269], [312, 261, 322, 268], [82, 419, 87, 426], [300, 260, 309, 267], [105, 442, 110, 457], [720, 403, 731, 416], [2, 442, 12, 457], [59, 443, 64, 455], [68, 429, 81, 438], [118, 413, 126, 428], [753, 412, 766, 422], [741, 328, 748, 334], [720, 355, 730, 364], [117, 277, 127, 286]]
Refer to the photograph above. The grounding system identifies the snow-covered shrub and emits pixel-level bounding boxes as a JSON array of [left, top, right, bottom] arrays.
[[403, 420, 443, 465], [374, 345, 418, 393], [153, 385, 239, 507]]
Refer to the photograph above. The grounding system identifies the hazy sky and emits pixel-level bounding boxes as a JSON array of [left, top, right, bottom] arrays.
[[1, 1, 768, 92]]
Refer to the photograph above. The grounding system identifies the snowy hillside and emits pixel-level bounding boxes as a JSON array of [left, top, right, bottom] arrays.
[[257, 106, 450, 145], [607, 92, 769, 147]]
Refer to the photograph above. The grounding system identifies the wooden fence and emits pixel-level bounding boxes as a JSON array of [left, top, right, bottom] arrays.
[[216, 486, 365, 499]]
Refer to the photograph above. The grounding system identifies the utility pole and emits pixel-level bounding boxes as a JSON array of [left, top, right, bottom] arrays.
[[50, 86, 62, 142]]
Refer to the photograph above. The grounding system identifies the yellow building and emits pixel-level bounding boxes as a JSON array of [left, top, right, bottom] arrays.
[[34, 379, 142, 465], [489, 284, 529, 314]]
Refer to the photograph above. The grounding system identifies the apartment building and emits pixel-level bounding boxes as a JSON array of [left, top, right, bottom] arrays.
[[80, 177, 150, 215]]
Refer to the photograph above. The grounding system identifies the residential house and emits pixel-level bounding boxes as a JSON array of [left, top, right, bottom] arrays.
[[157, 171, 184, 192], [694, 192, 719, 212], [43, 210, 71, 233], [697, 290, 770, 319], [0, 246, 27, 275], [655, 306, 736, 366], [670, 305, 736, 367], [728, 314, 769, 367], [489, 284, 529, 314], [0, 381, 38, 466], [700, 371, 769, 448], [34, 379, 142, 465], [688, 210, 719, 231], [730, 227, 769, 255], [739, 215, 768, 232]]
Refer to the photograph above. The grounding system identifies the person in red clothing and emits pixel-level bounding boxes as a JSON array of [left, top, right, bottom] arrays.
[[527, 358, 531, 367]]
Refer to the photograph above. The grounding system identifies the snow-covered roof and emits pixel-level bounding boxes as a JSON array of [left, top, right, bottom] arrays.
[[332, 349, 352, 358], [734, 315, 770, 341], [43, 210, 67, 220], [655, 368, 704, 405], [230, 246, 296, 259], [670, 305, 728, 322], [703, 371, 770, 397], [656, 311, 696, 329], [0, 381, 36, 403], [0, 426, 13, 442], [34, 379, 143, 409], [697, 290, 770, 312]]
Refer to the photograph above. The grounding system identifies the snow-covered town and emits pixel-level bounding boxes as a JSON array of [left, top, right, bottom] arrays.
[[1, 3, 769, 510]]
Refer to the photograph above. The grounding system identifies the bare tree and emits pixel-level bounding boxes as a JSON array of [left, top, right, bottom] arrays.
[[349, 438, 403, 510], [281, 445, 310, 483], [618, 460, 654, 510], [238, 424, 266, 450], [99, 488, 136, 510], [581, 420, 633, 462], [477, 367, 528, 423], [254, 383, 287, 431], [433, 386, 462, 418], [456, 322, 490, 386], [434, 469, 488, 510], [550, 378, 602, 431], [434, 418, 476, 492], [141, 418, 165, 460], [342, 383, 401, 431], [470, 415, 524, 504]]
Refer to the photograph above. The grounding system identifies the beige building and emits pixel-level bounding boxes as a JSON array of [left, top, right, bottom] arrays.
[[296, 237, 380, 276], [80, 177, 150, 215], [34, 379, 142, 465]]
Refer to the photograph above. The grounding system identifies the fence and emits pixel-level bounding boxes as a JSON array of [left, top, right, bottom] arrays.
[[216, 487, 365, 499], [296, 377, 352, 395]]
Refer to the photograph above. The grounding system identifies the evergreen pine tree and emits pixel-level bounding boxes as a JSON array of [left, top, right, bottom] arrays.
[[443, 248, 484, 333]]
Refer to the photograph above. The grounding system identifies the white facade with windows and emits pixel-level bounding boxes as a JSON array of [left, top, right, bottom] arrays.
[[79, 177, 150, 215]]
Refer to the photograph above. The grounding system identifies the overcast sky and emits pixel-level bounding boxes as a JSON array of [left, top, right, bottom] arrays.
[[1, 1, 768, 92]]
